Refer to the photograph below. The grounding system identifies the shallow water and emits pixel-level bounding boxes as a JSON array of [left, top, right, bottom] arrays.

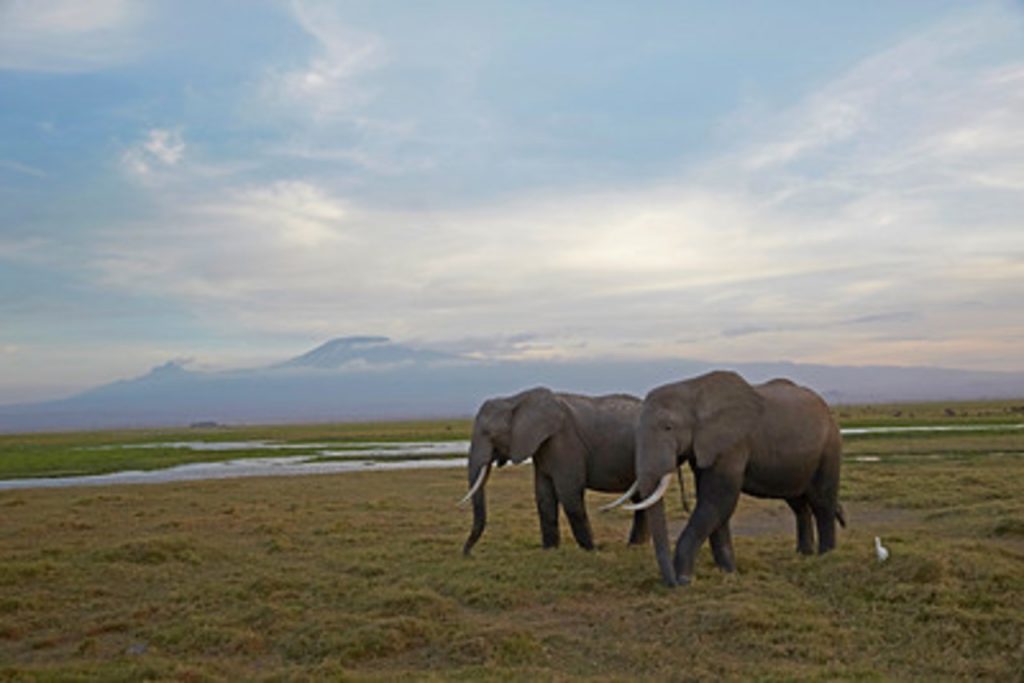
[[0, 440, 471, 491], [840, 424, 1023, 435], [83, 440, 472, 456], [0, 455, 467, 490], [319, 441, 472, 458]]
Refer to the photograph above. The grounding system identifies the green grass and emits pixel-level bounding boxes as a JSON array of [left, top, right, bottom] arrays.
[[842, 432, 1024, 459], [833, 398, 1024, 428], [1, 403, 1023, 680]]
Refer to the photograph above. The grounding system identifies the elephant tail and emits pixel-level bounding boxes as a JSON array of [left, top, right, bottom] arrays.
[[835, 502, 847, 528]]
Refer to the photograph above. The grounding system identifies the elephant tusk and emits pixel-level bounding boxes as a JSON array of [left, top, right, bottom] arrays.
[[622, 473, 673, 511], [599, 480, 639, 512], [457, 463, 491, 507]]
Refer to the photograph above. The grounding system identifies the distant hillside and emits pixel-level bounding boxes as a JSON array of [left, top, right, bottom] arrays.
[[1, 336, 1022, 432], [276, 336, 455, 370]]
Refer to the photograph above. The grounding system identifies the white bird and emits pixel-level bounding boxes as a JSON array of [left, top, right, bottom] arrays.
[[874, 536, 890, 563]]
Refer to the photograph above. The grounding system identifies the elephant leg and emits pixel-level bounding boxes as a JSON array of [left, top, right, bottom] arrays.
[[708, 521, 736, 572], [554, 479, 594, 550], [627, 493, 651, 545], [674, 468, 741, 584], [534, 469, 560, 549], [786, 497, 815, 556], [810, 498, 837, 554], [810, 442, 841, 554]]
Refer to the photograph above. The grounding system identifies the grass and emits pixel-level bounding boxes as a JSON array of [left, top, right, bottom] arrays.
[[832, 398, 1024, 427], [1, 401, 1023, 680]]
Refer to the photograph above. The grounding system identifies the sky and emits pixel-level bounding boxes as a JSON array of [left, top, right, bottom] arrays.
[[1, 0, 1023, 403]]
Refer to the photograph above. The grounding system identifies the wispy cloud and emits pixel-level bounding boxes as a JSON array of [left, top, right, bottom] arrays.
[[121, 128, 186, 181], [94, 180, 356, 311], [257, 2, 441, 178], [738, 6, 1021, 172], [0, 0, 142, 72], [0, 238, 50, 260], [0, 159, 47, 178], [197, 181, 350, 249], [264, 0, 385, 121]]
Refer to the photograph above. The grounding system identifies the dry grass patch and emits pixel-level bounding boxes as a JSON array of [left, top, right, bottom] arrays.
[[2, 444, 1023, 680]]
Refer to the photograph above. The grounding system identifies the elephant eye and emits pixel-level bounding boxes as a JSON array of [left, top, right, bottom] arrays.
[[662, 423, 672, 431]]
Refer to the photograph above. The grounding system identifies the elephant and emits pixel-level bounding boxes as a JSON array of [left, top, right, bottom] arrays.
[[607, 371, 844, 587], [459, 387, 654, 555]]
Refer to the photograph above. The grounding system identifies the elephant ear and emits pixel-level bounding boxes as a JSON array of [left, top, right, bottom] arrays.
[[509, 388, 564, 463], [692, 372, 764, 469]]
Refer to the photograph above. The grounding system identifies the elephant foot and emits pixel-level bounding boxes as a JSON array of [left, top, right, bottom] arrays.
[[676, 574, 693, 587], [712, 551, 736, 573]]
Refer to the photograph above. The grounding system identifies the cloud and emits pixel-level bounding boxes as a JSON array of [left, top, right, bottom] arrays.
[[0, 0, 142, 72], [725, 5, 1024, 227], [419, 333, 559, 360], [89, 3, 1024, 372], [121, 129, 186, 180], [0, 159, 47, 178], [264, 0, 385, 121], [738, 6, 1021, 173], [143, 130, 185, 166], [197, 181, 349, 248], [256, 1, 439, 178], [0, 238, 49, 261], [94, 181, 354, 309]]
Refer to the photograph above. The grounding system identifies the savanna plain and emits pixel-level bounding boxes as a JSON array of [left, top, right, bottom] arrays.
[[1, 401, 1023, 681]]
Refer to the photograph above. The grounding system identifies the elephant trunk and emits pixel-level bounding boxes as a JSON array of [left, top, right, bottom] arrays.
[[646, 499, 677, 587], [462, 437, 493, 555], [634, 431, 681, 585]]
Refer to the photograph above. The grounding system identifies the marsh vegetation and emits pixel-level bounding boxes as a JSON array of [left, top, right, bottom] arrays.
[[0, 421, 472, 482]]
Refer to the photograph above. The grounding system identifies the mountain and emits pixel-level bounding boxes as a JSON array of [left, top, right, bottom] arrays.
[[1, 337, 1022, 432], [276, 336, 456, 370]]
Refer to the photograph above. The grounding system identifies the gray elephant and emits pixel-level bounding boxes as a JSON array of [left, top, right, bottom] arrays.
[[608, 371, 844, 587], [459, 387, 652, 555]]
